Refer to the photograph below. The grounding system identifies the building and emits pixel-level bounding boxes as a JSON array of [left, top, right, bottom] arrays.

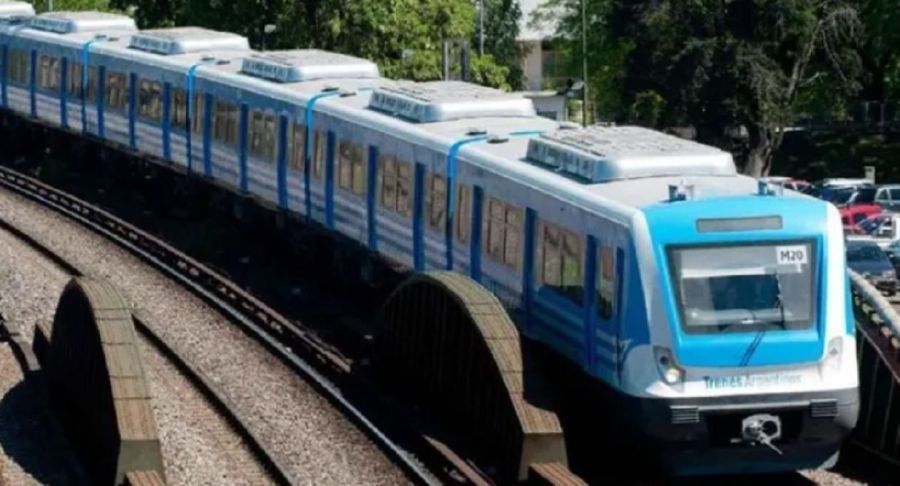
[[516, 0, 568, 121]]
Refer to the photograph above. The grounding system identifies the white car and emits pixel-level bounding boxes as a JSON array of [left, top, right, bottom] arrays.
[[857, 212, 900, 248]]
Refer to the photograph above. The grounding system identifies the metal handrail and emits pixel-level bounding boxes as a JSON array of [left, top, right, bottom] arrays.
[[848, 269, 900, 339]]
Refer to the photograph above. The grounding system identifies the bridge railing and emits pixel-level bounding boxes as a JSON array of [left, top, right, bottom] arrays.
[[848, 270, 900, 470]]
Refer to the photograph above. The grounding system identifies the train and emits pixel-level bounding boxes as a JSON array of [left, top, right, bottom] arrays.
[[0, 8, 859, 476]]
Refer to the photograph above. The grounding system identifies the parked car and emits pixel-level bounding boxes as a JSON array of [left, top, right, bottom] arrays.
[[872, 184, 900, 211], [846, 238, 898, 296], [805, 182, 874, 202], [885, 240, 900, 275], [856, 212, 900, 249], [759, 176, 810, 192], [841, 204, 883, 233]]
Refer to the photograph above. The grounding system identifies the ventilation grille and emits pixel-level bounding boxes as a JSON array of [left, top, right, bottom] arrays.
[[129, 27, 249, 55], [809, 399, 839, 418], [526, 126, 735, 183], [368, 80, 535, 123], [240, 49, 379, 83], [30, 11, 136, 34], [670, 406, 700, 425], [0, 1, 34, 18]]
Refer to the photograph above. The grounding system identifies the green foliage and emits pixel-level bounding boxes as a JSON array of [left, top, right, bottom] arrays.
[[470, 54, 512, 90], [108, 0, 517, 87], [36, 0, 113, 12], [532, 0, 632, 119], [612, 0, 863, 175], [629, 90, 665, 127], [479, 0, 525, 90]]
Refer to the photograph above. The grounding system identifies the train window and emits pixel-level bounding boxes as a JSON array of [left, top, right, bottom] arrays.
[[288, 123, 306, 171], [597, 244, 616, 319], [311, 131, 325, 178], [138, 79, 162, 121], [425, 174, 447, 231], [484, 197, 523, 271], [249, 110, 277, 163], [337, 139, 366, 195], [171, 89, 187, 130], [455, 185, 471, 244], [537, 222, 584, 304], [212, 100, 239, 146], [7, 50, 28, 86], [38, 55, 60, 92], [378, 154, 412, 217], [105, 71, 127, 112], [67, 62, 81, 98], [169, 90, 204, 134], [65, 63, 97, 101]]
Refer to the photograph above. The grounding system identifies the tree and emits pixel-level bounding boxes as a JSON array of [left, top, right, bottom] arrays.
[[479, 0, 525, 90], [149, 0, 515, 86], [109, 0, 183, 27], [620, 0, 862, 176], [854, 0, 900, 102], [532, 0, 633, 120], [35, 0, 113, 12]]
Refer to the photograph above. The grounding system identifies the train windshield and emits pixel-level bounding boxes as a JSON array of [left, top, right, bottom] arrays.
[[668, 241, 817, 334]]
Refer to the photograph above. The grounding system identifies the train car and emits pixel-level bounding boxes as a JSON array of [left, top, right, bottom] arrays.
[[0, 11, 859, 476]]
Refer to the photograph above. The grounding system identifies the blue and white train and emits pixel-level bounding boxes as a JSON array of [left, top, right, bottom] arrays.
[[0, 9, 859, 475]]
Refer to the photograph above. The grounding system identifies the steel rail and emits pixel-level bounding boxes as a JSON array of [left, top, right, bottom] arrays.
[[0, 213, 295, 486], [0, 164, 471, 485]]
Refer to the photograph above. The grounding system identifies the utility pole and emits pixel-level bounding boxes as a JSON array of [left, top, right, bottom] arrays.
[[478, 0, 485, 56], [581, 0, 588, 127], [48, 0, 53, 11]]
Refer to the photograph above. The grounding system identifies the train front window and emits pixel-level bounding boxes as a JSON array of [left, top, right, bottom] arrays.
[[668, 242, 817, 334]]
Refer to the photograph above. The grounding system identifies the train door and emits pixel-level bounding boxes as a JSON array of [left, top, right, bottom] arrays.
[[594, 236, 621, 381]]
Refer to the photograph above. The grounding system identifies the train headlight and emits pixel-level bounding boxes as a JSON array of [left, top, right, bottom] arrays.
[[654, 347, 685, 389], [823, 337, 843, 371]]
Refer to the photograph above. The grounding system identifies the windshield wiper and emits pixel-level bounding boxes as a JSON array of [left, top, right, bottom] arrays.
[[772, 273, 788, 331]]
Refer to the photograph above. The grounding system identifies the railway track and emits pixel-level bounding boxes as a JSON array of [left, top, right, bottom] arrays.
[[0, 165, 489, 484], [0, 192, 294, 485]]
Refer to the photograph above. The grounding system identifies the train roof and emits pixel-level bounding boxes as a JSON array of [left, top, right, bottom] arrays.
[[1, 10, 805, 222], [0, 1, 32, 17], [30, 11, 136, 34], [128, 27, 249, 55]]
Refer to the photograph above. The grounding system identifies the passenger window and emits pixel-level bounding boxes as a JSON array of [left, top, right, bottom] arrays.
[[484, 197, 523, 271], [169, 90, 204, 134], [67, 62, 82, 98], [597, 244, 617, 319], [212, 100, 238, 146], [289, 123, 306, 172], [337, 139, 365, 195], [455, 185, 472, 244], [877, 190, 890, 201], [890, 189, 900, 201], [537, 222, 583, 303], [138, 79, 162, 121], [425, 174, 447, 231], [249, 111, 277, 163], [105, 71, 127, 111], [38, 55, 60, 91], [311, 131, 326, 178], [7, 50, 28, 86], [378, 154, 412, 217]]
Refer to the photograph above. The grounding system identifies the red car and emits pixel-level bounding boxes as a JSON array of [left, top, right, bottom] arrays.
[[841, 204, 883, 233]]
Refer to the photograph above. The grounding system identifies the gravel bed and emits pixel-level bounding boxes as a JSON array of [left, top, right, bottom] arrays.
[[0, 224, 272, 484], [0, 186, 407, 484]]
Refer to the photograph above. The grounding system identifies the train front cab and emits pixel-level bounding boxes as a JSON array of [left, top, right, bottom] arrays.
[[618, 193, 859, 475]]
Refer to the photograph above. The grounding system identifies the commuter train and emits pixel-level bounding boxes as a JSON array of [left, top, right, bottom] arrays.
[[0, 8, 859, 475]]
